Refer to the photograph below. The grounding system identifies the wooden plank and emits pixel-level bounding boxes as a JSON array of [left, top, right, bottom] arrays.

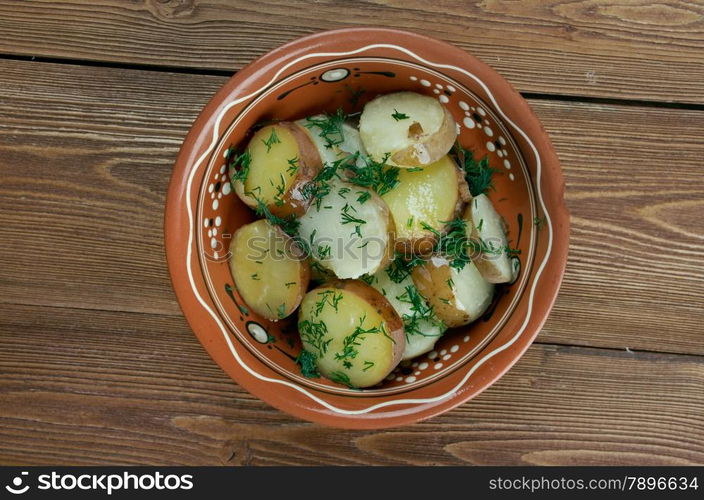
[[0, 1, 703, 104], [1, 58, 703, 356], [0, 302, 701, 465]]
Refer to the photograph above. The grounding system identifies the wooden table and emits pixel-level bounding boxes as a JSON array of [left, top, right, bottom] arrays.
[[1, 0, 703, 466]]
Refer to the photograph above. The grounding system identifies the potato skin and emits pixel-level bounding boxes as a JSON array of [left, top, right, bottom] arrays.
[[234, 122, 322, 218], [411, 257, 472, 328], [391, 107, 458, 167]]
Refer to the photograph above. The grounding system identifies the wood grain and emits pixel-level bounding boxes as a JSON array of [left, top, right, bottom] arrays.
[[1, 58, 702, 355], [0, 0, 703, 103], [1, 302, 701, 465]]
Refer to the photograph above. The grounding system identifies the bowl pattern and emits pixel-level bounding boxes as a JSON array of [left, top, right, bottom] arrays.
[[165, 28, 569, 428]]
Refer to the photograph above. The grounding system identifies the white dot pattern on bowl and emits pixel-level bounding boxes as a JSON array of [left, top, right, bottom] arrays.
[[420, 79, 431, 87], [463, 117, 475, 129], [438, 95, 449, 104], [486, 141, 496, 152]]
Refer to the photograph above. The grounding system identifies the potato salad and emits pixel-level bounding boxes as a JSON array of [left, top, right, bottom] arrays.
[[226, 91, 518, 388]]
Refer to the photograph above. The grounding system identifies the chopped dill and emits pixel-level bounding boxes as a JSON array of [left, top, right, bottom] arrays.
[[286, 156, 299, 176], [356, 190, 371, 204], [305, 109, 347, 148], [359, 274, 376, 286], [314, 289, 343, 316], [262, 127, 281, 152], [346, 85, 366, 109], [397, 285, 444, 337], [298, 319, 330, 356], [362, 360, 375, 372], [453, 143, 498, 196], [385, 254, 424, 284], [329, 370, 356, 388], [346, 153, 400, 196], [295, 350, 320, 378], [228, 149, 252, 184], [334, 315, 384, 365], [391, 109, 410, 121]]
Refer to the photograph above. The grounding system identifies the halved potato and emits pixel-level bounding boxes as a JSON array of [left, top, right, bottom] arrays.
[[370, 265, 447, 360], [464, 194, 513, 283], [295, 115, 346, 166], [297, 179, 395, 279], [381, 155, 469, 254], [298, 280, 405, 388], [228, 219, 310, 321], [412, 255, 494, 327], [359, 91, 458, 167], [233, 122, 322, 218]]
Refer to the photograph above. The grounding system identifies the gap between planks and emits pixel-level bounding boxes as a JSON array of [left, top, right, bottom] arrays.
[[2, 53, 704, 112], [1, 299, 702, 362]]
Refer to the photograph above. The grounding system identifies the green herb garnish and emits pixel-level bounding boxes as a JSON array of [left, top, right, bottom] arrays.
[[295, 350, 320, 378], [286, 157, 299, 176], [454, 143, 497, 196], [229, 149, 252, 184], [314, 290, 343, 316], [329, 370, 356, 388], [397, 285, 444, 338], [298, 319, 330, 356], [305, 109, 347, 148], [356, 190, 371, 204], [391, 109, 410, 121], [346, 153, 400, 196], [262, 127, 281, 152]]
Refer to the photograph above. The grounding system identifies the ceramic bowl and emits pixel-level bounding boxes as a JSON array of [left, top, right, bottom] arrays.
[[165, 28, 569, 429]]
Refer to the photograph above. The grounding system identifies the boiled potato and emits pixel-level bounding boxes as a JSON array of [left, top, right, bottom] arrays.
[[229, 219, 310, 321], [369, 264, 447, 360], [464, 194, 513, 283], [381, 155, 468, 254], [359, 91, 458, 167], [412, 255, 494, 327], [297, 179, 395, 279], [233, 122, 322, 218], [298, 280, 405, 388], [296, 115, 346, 166]]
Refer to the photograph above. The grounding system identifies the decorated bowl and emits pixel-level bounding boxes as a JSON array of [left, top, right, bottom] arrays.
[[165, 28, 569, 429]]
